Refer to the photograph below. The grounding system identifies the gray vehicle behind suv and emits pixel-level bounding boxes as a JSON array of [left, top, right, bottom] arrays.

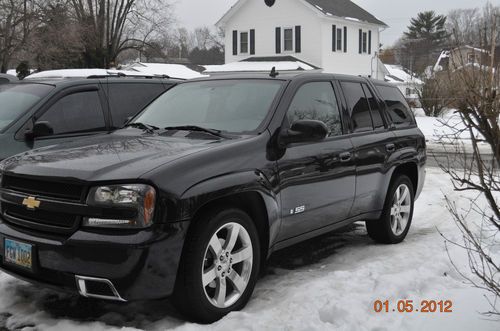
[[0, 76, 178, 161]]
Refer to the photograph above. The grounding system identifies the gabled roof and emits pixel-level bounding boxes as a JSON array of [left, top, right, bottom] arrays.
[[217, 0, 387, 27], [305, 0, 386, 26]]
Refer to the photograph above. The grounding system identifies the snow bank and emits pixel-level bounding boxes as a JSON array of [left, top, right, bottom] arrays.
[[0, 169, 498, 330]]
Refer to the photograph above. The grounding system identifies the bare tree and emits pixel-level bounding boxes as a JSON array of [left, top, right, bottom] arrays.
[[0, 0, 40, 72], [69, 0, 173, 68], [438, 7, 500, 316]]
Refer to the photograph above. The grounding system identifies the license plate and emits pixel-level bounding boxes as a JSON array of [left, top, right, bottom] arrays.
[[4, 238, 33, 270]]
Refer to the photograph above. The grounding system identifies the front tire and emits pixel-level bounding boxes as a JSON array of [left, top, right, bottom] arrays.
[[173, 208, 261, 323], [366, 175, 414, 244]]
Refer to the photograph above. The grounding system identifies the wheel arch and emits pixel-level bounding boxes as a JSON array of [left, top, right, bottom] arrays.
[[180, 171, 280, 265]]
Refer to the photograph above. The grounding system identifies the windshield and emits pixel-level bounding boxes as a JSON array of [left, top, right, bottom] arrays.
[[0, 84, 53, 132], [134, 79, 284, 133]]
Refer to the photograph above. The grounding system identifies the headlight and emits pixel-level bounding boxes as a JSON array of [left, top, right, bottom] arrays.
[[83, 184, 156, 228]]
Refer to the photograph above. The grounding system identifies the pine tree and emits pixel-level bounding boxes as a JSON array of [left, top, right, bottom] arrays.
[[399, 11, 450, 75], [404, 11, 449, 47]]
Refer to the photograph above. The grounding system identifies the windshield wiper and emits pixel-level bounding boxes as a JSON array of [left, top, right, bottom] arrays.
[[163, 125, 228, 138], [125, 122, 159, 133]]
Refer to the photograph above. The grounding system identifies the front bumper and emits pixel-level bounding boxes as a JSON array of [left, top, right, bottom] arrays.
[[0, 219, 189, 301]]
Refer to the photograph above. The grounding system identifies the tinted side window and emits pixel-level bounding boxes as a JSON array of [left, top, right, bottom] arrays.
[[38, 91, 106, 135], [341, 82, 373, 132], [376, 85, 414, 126], [287, 82, 342, 137], [106, 83, 166, 128], [362, 84, 384, 129]]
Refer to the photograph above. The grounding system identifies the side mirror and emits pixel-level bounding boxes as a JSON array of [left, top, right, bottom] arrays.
[[278, 120, 329, 147], [25, 121, 54, 140]]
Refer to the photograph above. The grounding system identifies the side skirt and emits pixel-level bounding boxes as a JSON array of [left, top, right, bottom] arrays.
[[268, 211, 382, 254]]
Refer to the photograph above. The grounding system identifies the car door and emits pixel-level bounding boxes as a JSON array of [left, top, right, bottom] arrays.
[[277, 81, 356, 241], [28, 85, 108, 150], [339, 80, 395, 217]]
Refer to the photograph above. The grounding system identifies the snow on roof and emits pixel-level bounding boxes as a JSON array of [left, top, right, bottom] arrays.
[[125, 63, 206, 79], [203, 61, 316, 73], [24, 69, 133, 79], [25, 64, 205, 80], [384, 64, 423, 85], [6, 69, 17, 76]]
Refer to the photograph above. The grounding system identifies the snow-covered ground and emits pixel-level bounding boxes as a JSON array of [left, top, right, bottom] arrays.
[[0, 168, 498, 330]]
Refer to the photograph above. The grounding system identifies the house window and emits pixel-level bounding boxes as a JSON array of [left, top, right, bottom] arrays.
[[467, 53, 478, 64], [337, 28, 342, 51], [240, 32, 249, 54], [284, 28, 294, 51], [362, 32, 367, 53]]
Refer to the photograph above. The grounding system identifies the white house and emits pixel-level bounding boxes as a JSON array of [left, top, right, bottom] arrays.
[[216, 0, 387, 78]]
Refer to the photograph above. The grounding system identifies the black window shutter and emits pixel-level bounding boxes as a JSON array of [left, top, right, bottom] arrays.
[[232, 30, 238, 55], [344, 27, 347, 52], [295, 26, 301, 53], [359, 29, 362, 54], [368, 30, 372, 54], [332, 25, 337, 51], [250, 29, 255, 55], [275, 27, 281, 54]]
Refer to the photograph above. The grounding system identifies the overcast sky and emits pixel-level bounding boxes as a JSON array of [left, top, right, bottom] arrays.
[[175, 0, 500, 47]]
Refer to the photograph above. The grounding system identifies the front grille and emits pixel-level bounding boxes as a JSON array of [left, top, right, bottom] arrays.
[[5, 204, 78, 229], [2, 175, 84, 201], [1, 175, 86, 234]]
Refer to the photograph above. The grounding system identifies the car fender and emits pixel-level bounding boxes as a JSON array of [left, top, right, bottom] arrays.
[[178, 170, 281, 247]]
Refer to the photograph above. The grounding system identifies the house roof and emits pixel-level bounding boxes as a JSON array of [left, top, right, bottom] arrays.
[[383, 64, 423, 85], [241, 56, 321, 69], [217, 0, 387, 27], [304, 0, 387, 26], [203, 57, 320, 73], [123, 63, 206, 79]]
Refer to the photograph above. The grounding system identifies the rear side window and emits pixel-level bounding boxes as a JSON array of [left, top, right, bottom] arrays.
[[376, 85, 414, 126], [287, 82, 342, 137], [105, 83, 166, 128], [340, 82, 373, 132], [38, 91, 106, 135], [361, 85, 384, 129]]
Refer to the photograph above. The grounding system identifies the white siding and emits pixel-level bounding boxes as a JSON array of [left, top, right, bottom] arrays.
[[319, 20, 382, 78], [223, 0, 322, 66]]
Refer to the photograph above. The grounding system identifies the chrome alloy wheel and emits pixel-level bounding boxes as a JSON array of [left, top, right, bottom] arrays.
[[202, 222, 253, 308], [390, 184, 412, 236]]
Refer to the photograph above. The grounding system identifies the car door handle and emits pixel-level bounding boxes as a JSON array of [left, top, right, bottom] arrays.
[[339, 152, 352, 163], [386, 144, 396, 153]]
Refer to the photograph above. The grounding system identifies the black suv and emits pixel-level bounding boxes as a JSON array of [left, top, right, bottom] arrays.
[[0, 76, 177, 161], [0, 73, 426, 323]]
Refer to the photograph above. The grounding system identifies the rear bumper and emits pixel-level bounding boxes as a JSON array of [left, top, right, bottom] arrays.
[[0, 220, 189, 301]]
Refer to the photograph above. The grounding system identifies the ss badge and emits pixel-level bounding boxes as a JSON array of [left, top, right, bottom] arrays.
[[290, 205, 306, 215]]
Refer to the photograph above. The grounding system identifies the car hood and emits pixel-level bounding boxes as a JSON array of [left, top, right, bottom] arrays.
[[0, 130, 227, 181]]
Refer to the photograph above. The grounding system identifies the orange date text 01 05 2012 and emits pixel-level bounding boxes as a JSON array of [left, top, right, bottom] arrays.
[[373, 300, 453, 313]]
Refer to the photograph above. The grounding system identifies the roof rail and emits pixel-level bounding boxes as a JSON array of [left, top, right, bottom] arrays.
[[86, 73, 186, 80]]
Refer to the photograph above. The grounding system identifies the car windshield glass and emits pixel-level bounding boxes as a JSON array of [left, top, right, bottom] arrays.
[[133, 79, 284, 133], [0, 84, 53, 132]]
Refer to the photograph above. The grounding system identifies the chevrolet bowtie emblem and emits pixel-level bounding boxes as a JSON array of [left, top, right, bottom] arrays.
[[22, 196, 41, 210]]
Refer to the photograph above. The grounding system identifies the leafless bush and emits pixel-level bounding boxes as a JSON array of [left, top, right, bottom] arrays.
[[438, 7, 500, 316]]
